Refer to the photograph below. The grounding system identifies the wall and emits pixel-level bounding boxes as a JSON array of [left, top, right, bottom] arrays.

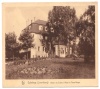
[[55, 45, 72, 58], [30, 33, 48, 58]]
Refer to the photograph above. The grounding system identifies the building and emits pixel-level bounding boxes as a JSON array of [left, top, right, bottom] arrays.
[[20, 19, 72, 58], [55, 44, 72, 58]]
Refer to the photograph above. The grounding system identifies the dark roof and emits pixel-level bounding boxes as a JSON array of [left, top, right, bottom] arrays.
[[24, 19, 48, 34], [33, 19, 47, 25], [29, 23, 40, 34]]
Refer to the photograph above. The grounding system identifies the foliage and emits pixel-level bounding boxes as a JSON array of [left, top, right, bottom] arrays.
[[5, 32, 20, 60], [42, 6, 77, 56], [6, 58, 95, 79], [19, 29, 34, 59], [19, 29, 34, 50], [75, 6, 95, 61]]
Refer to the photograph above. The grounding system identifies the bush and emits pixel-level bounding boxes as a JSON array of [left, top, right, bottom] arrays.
[[65, 54, 73, 58], [13, 60, 26, 65], [79, 55, 84, 58], [55, 55, 59, 58]]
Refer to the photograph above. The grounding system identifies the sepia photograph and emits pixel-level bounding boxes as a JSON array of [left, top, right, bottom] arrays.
[[2, 2, 98, 87]]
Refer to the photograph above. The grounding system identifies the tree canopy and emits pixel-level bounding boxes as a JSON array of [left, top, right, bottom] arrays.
[[19, 29, 34, 50], [75, 6, 95, 61], [5, 32, 20, 60], [42, 6, 77, 56], [48, 6, 77, 43], [19, 28, 34, 59]]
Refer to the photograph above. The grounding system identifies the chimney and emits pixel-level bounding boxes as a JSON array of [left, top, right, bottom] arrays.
[[34, 17, 35, 22], [31, 20, 33, 24]]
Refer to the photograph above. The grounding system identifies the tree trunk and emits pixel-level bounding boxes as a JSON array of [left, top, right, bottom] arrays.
[[58, 40, 60, 57], [27, 52, 28, 59], [67, 42, 70, 57], [25, 49, 28, 60], [49, 42, 52, 58], [13, 52, 14, 61], [84, 55, 88, 62]]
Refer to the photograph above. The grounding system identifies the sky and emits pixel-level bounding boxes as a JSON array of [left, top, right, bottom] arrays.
[[5, 4, 88, 38]]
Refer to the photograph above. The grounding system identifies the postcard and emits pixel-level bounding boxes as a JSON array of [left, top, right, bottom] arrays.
[[2, 2, 98, 87]]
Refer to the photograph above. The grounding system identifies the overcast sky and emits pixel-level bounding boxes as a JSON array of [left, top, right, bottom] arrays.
[[5, 4, 88, 38]]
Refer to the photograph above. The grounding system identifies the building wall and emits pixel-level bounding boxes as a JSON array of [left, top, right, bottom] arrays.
[[70, 47, 72, 54], [54, 45, 72, 58], [30, 33, 48, 58]]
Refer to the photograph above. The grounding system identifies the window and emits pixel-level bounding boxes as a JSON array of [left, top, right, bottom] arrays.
[[45, 26, 47, 31], [45, 36, 48, 40], [29, 25, 31, 29], [40, 35, 43, 39], [39, 25, 43, 31], [66, 47, 67, 52], [60, 48, 63, 54], [38, 46, 40, 51], [60, 48, 64, 54], [62, 50, 64, 54], [50, 27, 54, 32], [43, 47, 45, 51]]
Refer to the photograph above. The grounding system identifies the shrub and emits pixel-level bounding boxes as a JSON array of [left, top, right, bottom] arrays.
[[55, 55, 59, 58], [66, 54, 77, 58], [13, 60, 26, 65], [79, 55, 84, 58]]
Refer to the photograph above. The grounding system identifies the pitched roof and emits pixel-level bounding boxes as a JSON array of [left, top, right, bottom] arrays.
[[29, 23, 40, 34], [24, 19, 48, 34], [33, 19, 47, 25]]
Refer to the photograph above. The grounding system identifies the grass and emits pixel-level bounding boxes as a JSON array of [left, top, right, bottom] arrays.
[[6, 58, 95, 79]]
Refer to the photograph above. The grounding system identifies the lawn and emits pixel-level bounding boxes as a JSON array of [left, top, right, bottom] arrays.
[[6, 58, 95, 79]]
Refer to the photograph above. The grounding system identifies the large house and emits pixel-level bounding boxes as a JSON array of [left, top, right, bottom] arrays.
[[20, 19, 72, 58]]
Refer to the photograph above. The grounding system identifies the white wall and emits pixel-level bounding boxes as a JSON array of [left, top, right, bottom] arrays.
[[55, 45, 72, 58], [55, 45, 67, 57], [30, 33, 48, 58], [70, 47, 72, 54]]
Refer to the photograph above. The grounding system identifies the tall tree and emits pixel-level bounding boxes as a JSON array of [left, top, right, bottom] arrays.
[[42, 6, 77, 57], [19, 29, 34, 59], [5, 32, 20, 60], [75, 6, 95, 62]]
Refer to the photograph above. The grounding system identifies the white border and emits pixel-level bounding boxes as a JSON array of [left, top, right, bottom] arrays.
[[0, 0, 98, 2], [0, 0, 99, 89]]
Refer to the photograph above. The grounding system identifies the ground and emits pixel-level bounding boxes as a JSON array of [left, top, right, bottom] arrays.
[[6, 58, 95, 79]]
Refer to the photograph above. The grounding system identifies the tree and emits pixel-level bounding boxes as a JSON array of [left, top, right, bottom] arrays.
[[42, 6, 77, 57], [75, 6, 95, 62], [5, 32, 20, 61], [19, 29, 34, 59], [41, 23, 55, 58]]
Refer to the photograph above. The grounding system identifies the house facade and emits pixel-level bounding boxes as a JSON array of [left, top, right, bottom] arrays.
[[30, 33, 48, 58], [20, 19, 72, 58], [55, 45, 72, 58]]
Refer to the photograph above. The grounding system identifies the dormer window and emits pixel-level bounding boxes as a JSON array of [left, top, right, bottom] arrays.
[[39, 25, 43, 31], [45, 26, 47, 31], [29, 25, 31, 29], [45, 36, 48, 40], [50, 27, 54, 32], [40, 35, 43, 39]]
